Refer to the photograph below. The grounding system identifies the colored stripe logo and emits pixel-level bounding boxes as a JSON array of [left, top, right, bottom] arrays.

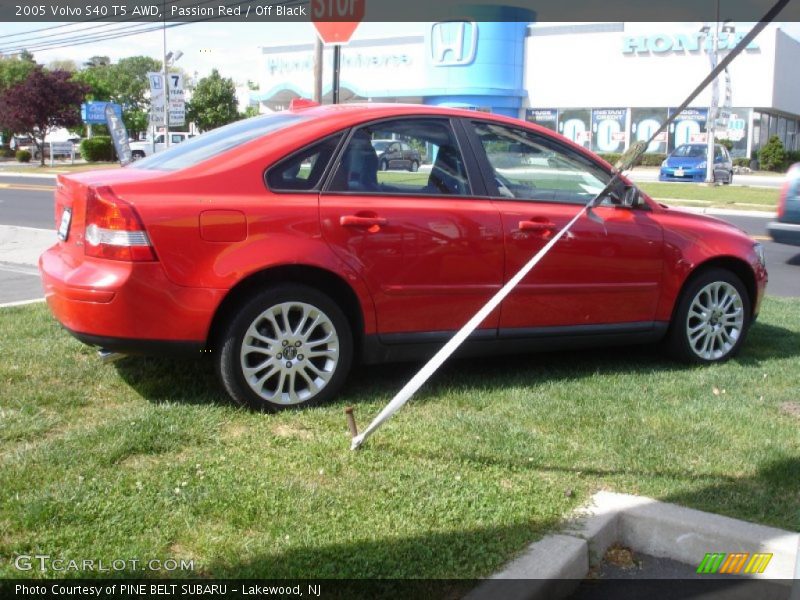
[[697, 552, 773, 574]]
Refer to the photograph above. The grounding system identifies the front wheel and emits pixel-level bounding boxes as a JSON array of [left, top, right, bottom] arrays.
[[668, 269, 751, 364], [410, 160, 419, 172], [379, 159, 388, 171], [216, 284, 353, 411]]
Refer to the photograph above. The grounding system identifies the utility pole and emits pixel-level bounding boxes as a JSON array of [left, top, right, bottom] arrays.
[[312, 37, 323, 103], [705, 0, 721, 184]]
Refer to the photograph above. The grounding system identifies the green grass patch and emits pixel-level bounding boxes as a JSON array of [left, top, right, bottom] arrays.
[[1, 301, 799, 580], [638, 182, 780, 210]]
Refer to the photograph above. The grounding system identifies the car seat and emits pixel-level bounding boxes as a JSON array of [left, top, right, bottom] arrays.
[[428, 144, 468, 195]]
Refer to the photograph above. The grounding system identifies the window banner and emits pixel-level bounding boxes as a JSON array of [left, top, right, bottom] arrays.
[[525, 108, 558, 132], [631, 108, 668, 154], [558, 109, 591, 149], [591, 108, 627, 153], [669, 107, 709, 149]]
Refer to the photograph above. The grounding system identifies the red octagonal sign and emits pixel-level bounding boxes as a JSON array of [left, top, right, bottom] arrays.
[[311, 0, 364, 44]]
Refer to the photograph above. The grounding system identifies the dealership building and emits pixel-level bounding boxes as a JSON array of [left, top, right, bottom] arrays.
[[255, 19, 800, 159]]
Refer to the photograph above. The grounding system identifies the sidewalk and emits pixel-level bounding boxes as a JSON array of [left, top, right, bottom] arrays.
[[0, 225, 53, 307]]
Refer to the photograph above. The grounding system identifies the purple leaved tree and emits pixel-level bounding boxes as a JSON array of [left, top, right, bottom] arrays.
[[0, 67, 87, 166]]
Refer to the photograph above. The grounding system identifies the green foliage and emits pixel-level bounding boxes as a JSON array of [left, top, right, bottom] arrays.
[[0, 145, 13, 158], [15, 149, 31, 162], [79, 136, 113, 162], [733, 157, 751, 168], [785, 150, 800, 166], [597, 152, 622, 165], [758, 135, 786, 172], [72, 56, 162, 139], [639, 153, 667, 167], [716, 138, 734, 151], [240, 105, 260, 119], [187, 69, 240, 132]]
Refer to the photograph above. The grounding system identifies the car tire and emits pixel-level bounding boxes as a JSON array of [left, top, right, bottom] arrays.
[[667, 268, 751, 364], [379, 159, 388, 171], [724, 171, 733, 185], [216, 284, 353, 411], [410, 160, 419, 172], [131, 151, 146, 160]]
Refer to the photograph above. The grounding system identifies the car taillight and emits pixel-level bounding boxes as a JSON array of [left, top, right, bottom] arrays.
[[84, 186, 156, 261]]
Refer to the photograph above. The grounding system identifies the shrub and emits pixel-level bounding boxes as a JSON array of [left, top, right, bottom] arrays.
[[79, 136, 113, 162], [0, 145, 13, 158], [733, 158, 750, 168], [639, 153, 667, 167], [15, 149, 31, 163], [716, 138, 734, 151], [786, 150, 800, 167], [597, 152, 622, 166], [758, 135, 786, 171]]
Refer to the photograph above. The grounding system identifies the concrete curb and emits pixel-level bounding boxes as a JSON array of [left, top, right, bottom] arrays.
[[468, 492, 799, 600]]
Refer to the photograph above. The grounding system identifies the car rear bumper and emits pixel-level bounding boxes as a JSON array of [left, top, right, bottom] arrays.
[[39, 244, 225, 348], [767, 221, 800, 246]]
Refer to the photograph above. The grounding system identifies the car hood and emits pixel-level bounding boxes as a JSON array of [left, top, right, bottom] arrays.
[[665, 156, 704, 168]]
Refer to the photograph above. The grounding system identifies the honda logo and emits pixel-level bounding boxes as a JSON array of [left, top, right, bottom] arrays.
[[430, 21, 478, 66]]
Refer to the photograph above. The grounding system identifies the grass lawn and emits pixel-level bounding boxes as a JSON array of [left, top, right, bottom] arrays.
[[636, 182, 779, 210], [1, 300, 798, 581], [0, 162, 120, 175]]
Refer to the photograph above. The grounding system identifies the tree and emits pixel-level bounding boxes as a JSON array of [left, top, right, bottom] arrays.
[[0, 55, 39, 146], [0, 67, 88, 165], [84, 56, 110, 68], [758, 135, 786, 172], [187, 69, 239, 132], [72, 56, 162, 139], [47, 59, 78, 72]]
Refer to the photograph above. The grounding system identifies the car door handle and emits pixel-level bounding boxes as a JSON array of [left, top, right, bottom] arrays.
[[518, 220, 556, 232], [340, 215, 388, 228]]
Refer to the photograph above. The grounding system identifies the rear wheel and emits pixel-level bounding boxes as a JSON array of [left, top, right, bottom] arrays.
[[379, 159, 388, 171], [668, 269, 751, 364], [131, 150, 146, 160], [410, 160, 419, 172], [217, 284, 353, 411]]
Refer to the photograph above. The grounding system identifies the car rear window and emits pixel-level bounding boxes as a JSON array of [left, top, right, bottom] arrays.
[[130, 113, 306, 171]]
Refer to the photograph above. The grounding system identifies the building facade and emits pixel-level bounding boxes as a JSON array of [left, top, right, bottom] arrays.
[[255, 20, 800, 158]]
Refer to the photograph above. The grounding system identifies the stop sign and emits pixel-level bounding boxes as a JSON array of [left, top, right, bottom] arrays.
[[311, 0, 364, 44]]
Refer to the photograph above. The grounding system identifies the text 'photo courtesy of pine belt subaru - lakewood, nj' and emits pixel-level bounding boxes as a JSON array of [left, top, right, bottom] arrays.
[[39, 102, 768, 411]]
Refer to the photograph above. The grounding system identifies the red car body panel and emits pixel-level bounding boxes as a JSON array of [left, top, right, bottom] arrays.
[[39, 103, 767, 358]]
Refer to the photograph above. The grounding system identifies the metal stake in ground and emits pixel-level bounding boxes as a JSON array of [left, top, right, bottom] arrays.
[[349, 0, 790, 451]]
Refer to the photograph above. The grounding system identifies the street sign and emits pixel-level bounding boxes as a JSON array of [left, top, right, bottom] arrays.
[[148, 72, 186, 126], [311, 0, 364, 44], [81, 101, 122, 125]]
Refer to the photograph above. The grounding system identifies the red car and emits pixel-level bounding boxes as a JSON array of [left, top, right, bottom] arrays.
[[40, 103, 768, 411]]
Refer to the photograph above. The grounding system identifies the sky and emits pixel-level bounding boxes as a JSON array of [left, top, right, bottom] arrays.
[[1, 20, 799, 87]]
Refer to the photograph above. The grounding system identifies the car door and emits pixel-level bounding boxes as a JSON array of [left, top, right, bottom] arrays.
[[463, 119, 664, 333], [319, 117, 504, 338]]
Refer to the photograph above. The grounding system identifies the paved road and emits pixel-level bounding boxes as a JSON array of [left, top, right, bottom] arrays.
[[0, 176, 797, 305]]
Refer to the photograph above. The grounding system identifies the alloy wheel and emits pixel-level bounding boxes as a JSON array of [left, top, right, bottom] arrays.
[[686, 281, 744, 360]]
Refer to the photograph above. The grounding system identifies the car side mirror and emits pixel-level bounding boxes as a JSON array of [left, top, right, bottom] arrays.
[[621, 186, 640, 208]]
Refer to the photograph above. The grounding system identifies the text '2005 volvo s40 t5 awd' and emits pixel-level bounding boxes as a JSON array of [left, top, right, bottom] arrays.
[[40, 102, 768, 411]]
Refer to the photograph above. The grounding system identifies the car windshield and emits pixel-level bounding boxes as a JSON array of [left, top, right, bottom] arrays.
[[672, 144, 707, 158], [371, 140, 391, 153], [131, 113, 306, 171]]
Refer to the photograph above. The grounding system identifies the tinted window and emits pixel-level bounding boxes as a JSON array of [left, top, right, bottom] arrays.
[[328, 119, 470, 196], [266, 133, 344, 192], [131, 113, 306, 172], [672, 144, 706, 158], [471, 121, 611, 205]]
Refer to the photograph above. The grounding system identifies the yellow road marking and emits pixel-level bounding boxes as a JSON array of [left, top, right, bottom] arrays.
[[0, 183, 54, 192], [751, 235, 770, 241]]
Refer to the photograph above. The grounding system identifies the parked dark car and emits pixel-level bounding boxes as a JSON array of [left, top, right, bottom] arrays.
[[376, 140, 421, 172], [767, 163, 800, 246], [659, 143, 733, 184]]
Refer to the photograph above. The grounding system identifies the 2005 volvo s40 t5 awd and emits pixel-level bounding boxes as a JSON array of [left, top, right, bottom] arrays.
[[40, 102, 768, 411]]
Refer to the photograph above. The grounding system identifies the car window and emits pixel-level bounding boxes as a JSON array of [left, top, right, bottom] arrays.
[[672, 144, 706, 158], [154, 135, 164, 144], [470, 121, 611, 205], [131, 113, 306, 172], [266, 133, 344, 192], [171, 134, 184, 144], [328, 118, 471, 196]]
